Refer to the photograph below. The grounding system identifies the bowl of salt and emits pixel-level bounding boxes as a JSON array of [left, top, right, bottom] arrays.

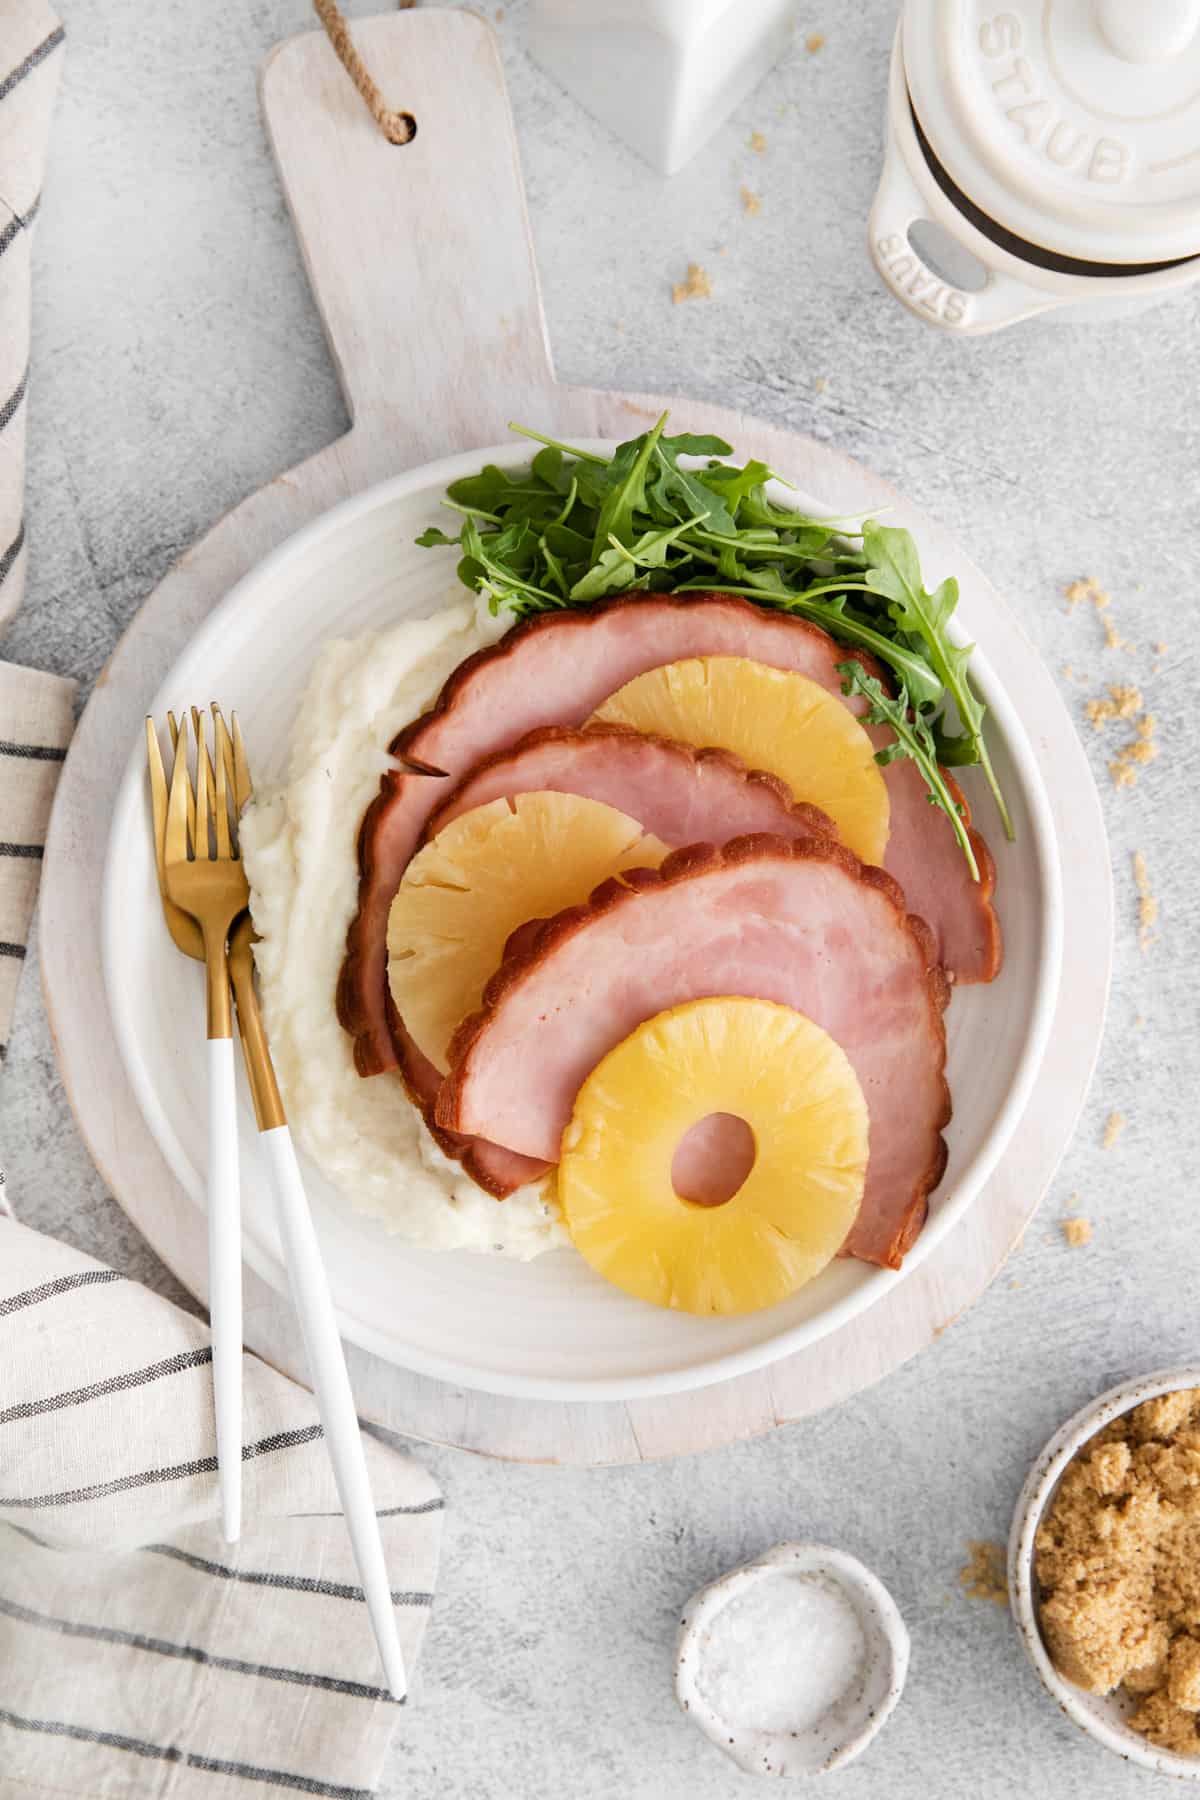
[[675, 1542, 909, 1777]]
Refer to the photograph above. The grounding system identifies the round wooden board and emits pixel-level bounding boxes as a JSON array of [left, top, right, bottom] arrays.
[[40, 11, 1111, 1465]]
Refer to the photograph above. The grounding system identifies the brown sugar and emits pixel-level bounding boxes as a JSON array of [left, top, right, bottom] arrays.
[[1102, 1111, 1126, 1151], [960, 1539, 1008, 1605], [671, 262, 712, 304], [805, 31, 825, 52], [1134, 850, 1159, 951], [748, 129, 767, 154], [1036, 1387, 1200, 1756], [1062, 1216, 1093, 1248], [1066, 575, 1135, 652], [740, 185, 762, 216]]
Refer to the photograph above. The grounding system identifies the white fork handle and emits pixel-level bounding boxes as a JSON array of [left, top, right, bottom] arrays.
[[207, 1036, 243, 1544], [262, 1124, 406, 1701]]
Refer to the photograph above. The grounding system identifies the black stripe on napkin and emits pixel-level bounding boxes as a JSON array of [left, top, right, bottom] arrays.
[[0, 26, 65, 104], [0, 942, 25, 959], [0, 740, 67, 761], [0, 1707, 374, 1799], [0, 197, 39, 260], [0, 844, 43, 859], [0, 1344, 213, 1426], [0, 365, 28, 434], [0, 1422, 324, 1508], [299, 1496, 445, 1519], [145, 1543, 433, 1608], [0, 1594, 398, 1703], [0, 1267, 123, 1318], [0, 522, 25, 585]]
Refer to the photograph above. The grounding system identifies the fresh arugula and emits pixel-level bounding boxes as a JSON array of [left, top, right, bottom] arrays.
[[837, 662, 980, 881], [416, 413, 1011, 874]]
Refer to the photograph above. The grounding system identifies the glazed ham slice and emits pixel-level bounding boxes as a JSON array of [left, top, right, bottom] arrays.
[[438, 837, 951, 1270], [338, 593, 999, 1080], [426, 724, 836, 844], [396, 726, 833, 1192]]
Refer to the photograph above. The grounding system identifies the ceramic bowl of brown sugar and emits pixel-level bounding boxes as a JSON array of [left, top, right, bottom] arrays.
[[1010, 1366, 1200, 1780]]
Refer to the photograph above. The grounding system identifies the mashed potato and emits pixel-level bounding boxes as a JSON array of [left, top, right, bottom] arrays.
[[240, 594, 568, 1259]]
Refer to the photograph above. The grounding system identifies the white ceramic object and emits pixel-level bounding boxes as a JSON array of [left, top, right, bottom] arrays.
[[526, 0, 798, 175], [871, 1, 1200, 333], [1010, 1365, 1200, 1780], [675, 1542, 910, 1776], [100, 437, 1063, 1404]]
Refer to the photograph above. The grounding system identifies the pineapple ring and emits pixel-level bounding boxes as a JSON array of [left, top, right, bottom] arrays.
[[387, 792, 668, 1071], [590, 655, 889, 865], [559, 997, 870, 1316]]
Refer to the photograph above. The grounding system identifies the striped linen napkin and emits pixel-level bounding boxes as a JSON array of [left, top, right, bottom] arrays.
[[0, 0, 63, 634], [0, 1216, 444, 1799]]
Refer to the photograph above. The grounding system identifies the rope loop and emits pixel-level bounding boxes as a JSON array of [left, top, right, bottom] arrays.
[[313, 0, 417, 145]]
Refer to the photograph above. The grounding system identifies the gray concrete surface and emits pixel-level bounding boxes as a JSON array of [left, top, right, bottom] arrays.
[[3, 2, 1199, 1794]]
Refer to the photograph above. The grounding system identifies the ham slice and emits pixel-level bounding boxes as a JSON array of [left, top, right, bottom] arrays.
[[426, 724, 836, 844], [395, 726, 833, 1190], [438, 836, 951, 1270], [338, 593, 999, 1079]]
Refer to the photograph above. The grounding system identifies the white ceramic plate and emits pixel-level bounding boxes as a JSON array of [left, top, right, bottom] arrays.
[[102, 442, 1063, 1402]]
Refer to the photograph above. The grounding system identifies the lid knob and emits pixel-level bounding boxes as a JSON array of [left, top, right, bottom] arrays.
[[1095, 0, 1200, 62]]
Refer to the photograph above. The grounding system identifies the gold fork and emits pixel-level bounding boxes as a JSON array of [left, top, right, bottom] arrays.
[[145, 711, 405, 1695], [146, 713, 282, 1132], [161, 707, 250, 1543]]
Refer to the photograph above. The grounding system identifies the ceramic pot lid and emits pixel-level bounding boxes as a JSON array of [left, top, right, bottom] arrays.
[[903, 0, 1200, 265]]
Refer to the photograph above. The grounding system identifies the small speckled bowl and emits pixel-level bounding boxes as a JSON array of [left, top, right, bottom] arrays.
[[1010, 1365, 1200, 1781], [674, 1542, 910, 1777]]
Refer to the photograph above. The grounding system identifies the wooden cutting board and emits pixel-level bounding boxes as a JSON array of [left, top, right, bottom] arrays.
[[39, 9, 1111, 1465]]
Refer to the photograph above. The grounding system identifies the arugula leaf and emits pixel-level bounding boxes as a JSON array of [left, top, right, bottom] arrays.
[[590, 412, 668, 559], [861, 522, 1012, 839], [413, 414, 1012, 863], [838, 661, 981, 882]]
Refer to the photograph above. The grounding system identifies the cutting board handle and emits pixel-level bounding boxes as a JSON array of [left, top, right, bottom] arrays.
[[260, 8, 555, 464]]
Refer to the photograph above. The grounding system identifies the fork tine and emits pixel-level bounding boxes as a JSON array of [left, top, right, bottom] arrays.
[[168, 710, 200, 856], [192, 707, 212, 862], [145, 717, 174, 900], [165, 709, 192, 868], [212, 707, 239, 852], [231, 712, 252, 812], [212, 710, 233, 860]]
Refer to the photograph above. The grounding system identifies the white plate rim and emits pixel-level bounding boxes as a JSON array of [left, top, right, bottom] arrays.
[[101, 440, 1065, 1402]]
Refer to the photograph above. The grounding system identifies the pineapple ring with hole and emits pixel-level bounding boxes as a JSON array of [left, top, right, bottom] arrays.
[[589, 655, 889, 865], [387, 792, 668, 1072], [559, 997, 870, 1316]]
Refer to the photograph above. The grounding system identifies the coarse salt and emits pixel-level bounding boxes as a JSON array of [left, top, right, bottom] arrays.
[[694, 1571, 867, 1736]]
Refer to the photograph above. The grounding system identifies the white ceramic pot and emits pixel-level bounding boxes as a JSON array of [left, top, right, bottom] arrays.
[[871, 1, 1200, 334]]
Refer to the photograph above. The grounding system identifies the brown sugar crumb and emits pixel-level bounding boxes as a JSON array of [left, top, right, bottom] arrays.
[[1062, 1216, 1093, 1248], [1103, 612, 1135, 652], [1110, 714, 1159, 790], [748, 129, 767, 154], [1036, 1387, 1200, 1756], [959, 1539, 1008, 1605], [671, 262, 712, 304], [1102, 1111, 1126, 1150], [1134, 850, 1159, 951], [805, 31, 825, 52], [1086, 683, 1143, 728], [1066, 575, 1111, 611], [1066, 575, 1134, 651], [814, 376, 828, 393], [740, 185, 762, 216]]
